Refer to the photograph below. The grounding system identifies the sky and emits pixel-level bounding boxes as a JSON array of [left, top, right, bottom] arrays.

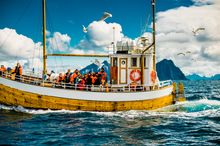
[[0, 0, 220, 76]]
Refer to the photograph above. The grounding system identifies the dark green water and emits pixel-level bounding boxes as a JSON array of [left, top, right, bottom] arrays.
[[0, 80, 220, 145]]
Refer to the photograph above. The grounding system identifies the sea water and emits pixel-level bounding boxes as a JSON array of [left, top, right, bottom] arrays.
[[0, 80, 219, 145]]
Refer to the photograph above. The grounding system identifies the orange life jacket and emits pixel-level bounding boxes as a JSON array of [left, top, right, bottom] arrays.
[[151, 70, 156, 83], [15, 66, 22, 76], [19, 67, 22, 75], [57, 75, 64, 82], [99, 71, 107, 81], [91, 76, 97, 84], [0, 67, 6, 72], [70, 73, 78, 83]]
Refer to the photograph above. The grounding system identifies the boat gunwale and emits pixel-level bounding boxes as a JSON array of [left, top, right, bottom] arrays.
[[0, 73, 172, 94]]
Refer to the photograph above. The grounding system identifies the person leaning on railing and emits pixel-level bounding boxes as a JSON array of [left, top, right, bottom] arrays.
[[70, 69, 80, 84], [0, 65, 6, 76], [12, 63, 22, 81]]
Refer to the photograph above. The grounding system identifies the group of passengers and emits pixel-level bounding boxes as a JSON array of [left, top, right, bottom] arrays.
[[46, 68, 108, 89], [1, 63, 108, 90]]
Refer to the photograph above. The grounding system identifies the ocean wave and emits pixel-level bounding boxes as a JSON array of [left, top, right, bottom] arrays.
[[0, 104, 84, 115], [0, 99, 220, 118]]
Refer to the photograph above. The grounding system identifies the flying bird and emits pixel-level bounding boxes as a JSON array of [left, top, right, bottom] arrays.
[[82, 25, 88, 33], [192, 27, 205, 36], [82, 12, 112, 33], [99, 12, 112, 21], [186, 51, 191, 54], [177, 53, 185, 56]]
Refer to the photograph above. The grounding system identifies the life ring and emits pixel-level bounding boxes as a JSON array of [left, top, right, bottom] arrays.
[[130, 69, 141, 82], [151, 70, 157, 83]]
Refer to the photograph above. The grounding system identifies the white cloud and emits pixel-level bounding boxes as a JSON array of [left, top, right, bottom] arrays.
[[74, 21, 124, 52], [47, 32, 71, 53], [0, 28, 43, 70], [155, 0, 220, 76], [202, 44, 220, 60], [192, 0, 214, 5]]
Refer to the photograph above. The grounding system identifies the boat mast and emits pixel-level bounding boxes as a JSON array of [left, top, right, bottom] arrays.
[[42, 0, 47, 75], [152, 0, 156, 71], [140, 0, 156, 84]]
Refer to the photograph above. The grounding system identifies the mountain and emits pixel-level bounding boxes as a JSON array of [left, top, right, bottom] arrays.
[[156, 59, 187, 81], [186, 74, 208, 81], [186, 74, 220, 80], [212, 74, 220, 80], [80, 63, 99, 75], [80, 61, 110, 78]]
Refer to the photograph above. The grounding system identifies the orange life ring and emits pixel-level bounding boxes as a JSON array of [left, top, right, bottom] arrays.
[[151, 70, 157, 83], [130, 69, 141, 82]]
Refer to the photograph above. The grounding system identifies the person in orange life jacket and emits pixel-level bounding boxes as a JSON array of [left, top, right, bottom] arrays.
[[70, 69, 79, 84], [0, 65, 6, 76], [12, 63, 22, 81], [57, 73, 64, 83], [91, 73, 97, 85], [98, 67, 107, 85]]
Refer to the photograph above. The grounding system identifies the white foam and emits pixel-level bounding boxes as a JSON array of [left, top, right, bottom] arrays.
[[0, 98, 220, 118], [0, 104, 84, 115]]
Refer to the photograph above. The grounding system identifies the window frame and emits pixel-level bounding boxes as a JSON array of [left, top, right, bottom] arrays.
[[131, 57, 137, 67]]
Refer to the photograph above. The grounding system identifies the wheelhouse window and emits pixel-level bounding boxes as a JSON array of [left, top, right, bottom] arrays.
[[113, 57, 117, 67], [131, 58, 137, 67]]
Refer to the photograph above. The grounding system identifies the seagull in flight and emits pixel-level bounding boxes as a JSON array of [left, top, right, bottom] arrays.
[[192, 27, 205, 36], [177, 53, 185, 56], [82, 25, 88, 33], [99, 12, 112, 21], [82, 12, 112, 33]]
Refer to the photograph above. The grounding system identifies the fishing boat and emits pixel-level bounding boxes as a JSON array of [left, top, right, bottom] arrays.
[[0, 0, 185, 112]]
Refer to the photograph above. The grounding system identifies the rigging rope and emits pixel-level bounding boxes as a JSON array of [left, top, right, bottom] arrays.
[[46, 7, 66, 73], [0, 0, 33, 51], [141, 13, 151, 35]]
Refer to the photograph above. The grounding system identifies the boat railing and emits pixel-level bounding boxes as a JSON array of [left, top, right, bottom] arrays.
[[0, 72, 172, 93], [159, 80, 172, 87]]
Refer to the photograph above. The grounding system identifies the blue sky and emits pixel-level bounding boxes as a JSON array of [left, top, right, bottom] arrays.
[[0, 0, 193, 44], [1, 0, 219, 76]]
